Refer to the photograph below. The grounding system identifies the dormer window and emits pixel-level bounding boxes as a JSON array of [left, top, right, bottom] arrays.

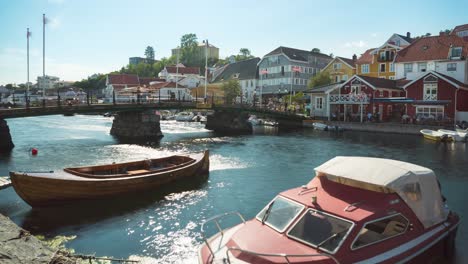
[[450, 47, 462, 59]]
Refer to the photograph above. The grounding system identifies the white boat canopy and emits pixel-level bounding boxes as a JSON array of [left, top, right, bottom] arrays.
[[315, 156, 447, 229]]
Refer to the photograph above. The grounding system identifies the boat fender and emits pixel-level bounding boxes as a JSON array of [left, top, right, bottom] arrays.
[[31, 148, 38, 155]]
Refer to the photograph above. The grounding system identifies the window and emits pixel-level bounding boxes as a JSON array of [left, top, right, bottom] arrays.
[[389, 63, 395, 72], [335, 75, 340, 83], [450, 47, 462, 59], [389, 76, 395, 80], [404, 63, 413, 76], [379, 90, 384, 97], [333, 63, 342, 70], [424, 83, 437, 101], [315, 97, 324, 110], [418, 62, 427, 72], [288, 209, 354, 254], [352, 214, 408, 250], [380, 52, 386, 60], [416, 106, 444, 120], [379, 64, 386, 73], [361, 64, 370, 74], [256, 196, 304, 232], [447, 63, 457, 71], [342, 75, 348, 81]]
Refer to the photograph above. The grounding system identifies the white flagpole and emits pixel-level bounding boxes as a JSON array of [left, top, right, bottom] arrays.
[[27, 28, 30, 107], [290, 66, 293, 106], [176, 47, 179, 89], [42, 14, 46, 106], [204, 39, 208, 102]]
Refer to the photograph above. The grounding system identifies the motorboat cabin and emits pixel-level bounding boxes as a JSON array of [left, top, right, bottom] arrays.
[[199, 156, 459, 264]]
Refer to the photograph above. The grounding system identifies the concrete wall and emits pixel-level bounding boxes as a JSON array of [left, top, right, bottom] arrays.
[[326, 121, 444, 135]]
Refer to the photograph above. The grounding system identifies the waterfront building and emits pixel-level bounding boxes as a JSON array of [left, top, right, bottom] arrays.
[[211, 58, 260, 103], [257, 46, 332, 96], [36, 75, 63, 89], [129, 57, 158, 65], [356, 33, 413, 80], [158, 65, 204, 88], [171, 42, 219, 60], [311, 75, 405, 122], [321, 56, 356, 83], [104, 74, 140, 99]]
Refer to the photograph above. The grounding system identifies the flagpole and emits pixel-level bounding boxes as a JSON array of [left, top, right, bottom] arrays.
[[27, 28, 30, 109], [176, 46, 179, 89], [204, 39, 208, 102], [42, 13, 46, 107], [290, 66, 293, 106]]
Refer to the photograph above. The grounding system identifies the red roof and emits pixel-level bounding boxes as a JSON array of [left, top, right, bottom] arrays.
[[452, 24, 468, 35], [107, 74, 140, 85], [165, 66, 200, 75], [149, 82, 186, 89], [355, 48, 374, 64], [395, 35, 468, 63], [139, 77, 165, 86]]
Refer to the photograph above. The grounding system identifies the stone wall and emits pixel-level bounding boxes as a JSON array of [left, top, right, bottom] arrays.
[[326, 121, 444, 135], [206, 110, 252, 134], [0, 119, 14, 152], [110, 110, 163, 140]]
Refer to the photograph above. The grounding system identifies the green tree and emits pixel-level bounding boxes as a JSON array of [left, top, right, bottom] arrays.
[[221, 79, 241, 104], [144, 46, 155, 60], [308, 71, 332, 89], [311, 48, 321, 53], [239, 48, 251, 57], [5, 84, 13, 90], [180, 33, 201, 67]]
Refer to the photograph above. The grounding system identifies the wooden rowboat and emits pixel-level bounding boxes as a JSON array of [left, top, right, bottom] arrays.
[[10, 150, 209, 207]]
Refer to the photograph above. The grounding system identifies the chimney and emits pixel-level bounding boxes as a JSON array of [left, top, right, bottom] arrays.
[[352, 54, 357, 61], [440, 31, 444, 36], [407, 32, 411, 38]]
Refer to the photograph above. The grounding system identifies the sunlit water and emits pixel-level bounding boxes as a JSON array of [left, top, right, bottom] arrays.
[[0, 115, 467, 263]]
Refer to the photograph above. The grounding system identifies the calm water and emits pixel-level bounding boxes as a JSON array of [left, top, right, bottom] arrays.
[[0, 115, 467, 263]]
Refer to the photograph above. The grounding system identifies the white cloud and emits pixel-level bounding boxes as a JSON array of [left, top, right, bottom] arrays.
[[344, 40, 368, 48]]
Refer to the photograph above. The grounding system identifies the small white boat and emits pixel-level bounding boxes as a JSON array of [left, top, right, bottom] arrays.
[[175, 112, 194, 122], [159, 110, 175, 120], [455, 126, 468, 133], [312, 122, 329, 131], [420, 129, 453, 142], [263, 120, 278, 127], [438, 129, 467, 142], [192, 115, 207, 123], [248, 115, 260, 126]]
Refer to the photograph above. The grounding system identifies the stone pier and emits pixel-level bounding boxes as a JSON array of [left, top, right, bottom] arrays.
[[110, 110, 163, 140], [206, 110, 252, 134], [0, 119, 14, 152]]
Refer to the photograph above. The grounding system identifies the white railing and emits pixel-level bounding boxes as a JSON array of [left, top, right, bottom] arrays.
[[329, 94, 369, 104], [424, 94, 437, 101]]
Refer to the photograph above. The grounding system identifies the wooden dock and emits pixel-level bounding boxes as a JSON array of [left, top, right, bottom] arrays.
[[0, 177, 12, 190]]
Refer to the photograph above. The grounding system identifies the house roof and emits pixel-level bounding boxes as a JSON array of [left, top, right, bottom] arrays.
[[264, 46, 331, 62], [342, 75, 402, 90], [396, 34, 414, 44], [107, 74, 140, 85], [139, 77, 165, 86], [355, 48, 374, 64], [451, 24, 468, 35], [402, 71, 468, 89], [395, 35, 468, 63], [212, 58, 260, 83], [149, 82, 186, 89], [336, 57, 356, 68], [165, 66, 200, 75], [307, 82, 342, 94]]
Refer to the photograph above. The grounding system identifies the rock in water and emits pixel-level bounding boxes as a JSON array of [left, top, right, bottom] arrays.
[[0, 119, 14, 152]]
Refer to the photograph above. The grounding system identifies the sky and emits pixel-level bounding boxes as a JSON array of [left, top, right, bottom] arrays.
[[0, 0, 467, 85]]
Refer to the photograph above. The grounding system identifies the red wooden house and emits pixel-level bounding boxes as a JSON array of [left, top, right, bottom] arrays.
[[402, 71, 468, 122]]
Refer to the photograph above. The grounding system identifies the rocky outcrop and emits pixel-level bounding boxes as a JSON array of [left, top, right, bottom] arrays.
[[206, 110, 252, 134], [0, 119, 14, 152], [110, 110, 163, 141]]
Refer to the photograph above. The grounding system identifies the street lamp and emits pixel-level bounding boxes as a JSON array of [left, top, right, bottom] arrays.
[[202, 39, 209, 103]]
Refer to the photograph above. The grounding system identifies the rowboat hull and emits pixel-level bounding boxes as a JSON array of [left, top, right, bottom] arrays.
[[420, 129, 453, 142], [10, 151, 209, 207]]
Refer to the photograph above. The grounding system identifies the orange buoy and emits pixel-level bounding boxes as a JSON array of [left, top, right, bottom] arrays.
[[31, 148, 38, 155]]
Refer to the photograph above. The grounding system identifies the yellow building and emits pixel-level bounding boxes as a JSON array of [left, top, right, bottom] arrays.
[[355, 33, 414, 80], [322, 56, 356, 83]]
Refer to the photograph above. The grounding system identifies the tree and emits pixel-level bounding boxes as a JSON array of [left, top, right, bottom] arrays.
[[311, 48, 321, 53], [308, 71, 332, 89], [144, 46, 155, 60], [239, 48, 251, 57], [221, 79, 241, 104], [5, 84, 13, 90], [180, 33, 198, 48], [329, 53, 334, 58], [180, 33, 202, 67]]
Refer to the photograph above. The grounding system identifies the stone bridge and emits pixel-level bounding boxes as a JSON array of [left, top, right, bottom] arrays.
[[0, 102, 305, 152]]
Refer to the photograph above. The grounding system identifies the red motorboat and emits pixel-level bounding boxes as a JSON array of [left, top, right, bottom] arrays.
[[199, 157, 460, 264]]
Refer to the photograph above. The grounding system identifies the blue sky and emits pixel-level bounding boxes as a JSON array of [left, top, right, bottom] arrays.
[[0, 0, 467, 85]]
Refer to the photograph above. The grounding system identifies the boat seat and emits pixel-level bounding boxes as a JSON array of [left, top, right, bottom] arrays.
[[127, 169, 150, 175], [382, 221, 406, 236]]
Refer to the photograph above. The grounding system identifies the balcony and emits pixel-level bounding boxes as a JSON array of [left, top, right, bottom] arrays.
[[424, 94, 437, 101], [330, 94, 370, 104]]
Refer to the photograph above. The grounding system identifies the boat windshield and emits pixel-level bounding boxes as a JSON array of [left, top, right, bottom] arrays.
[[256, 196, 304, 232], [288, 209, 353, 254]]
